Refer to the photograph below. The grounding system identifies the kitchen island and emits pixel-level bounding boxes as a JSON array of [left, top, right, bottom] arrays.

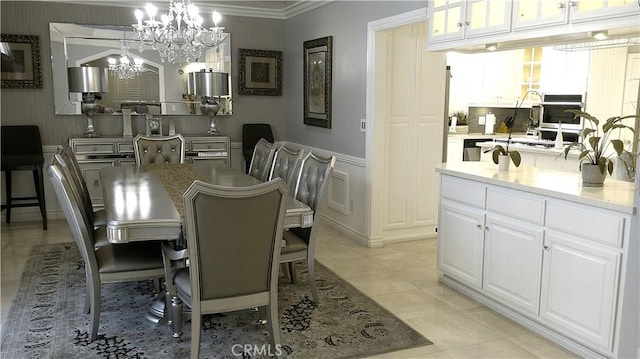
[[435, 162, 637, 359]]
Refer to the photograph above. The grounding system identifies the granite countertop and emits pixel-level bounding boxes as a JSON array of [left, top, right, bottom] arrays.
[[476, 140, 581, 158], [436, 162, 636, 214]]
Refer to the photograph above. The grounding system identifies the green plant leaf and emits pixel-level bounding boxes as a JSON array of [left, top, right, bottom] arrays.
[[582, 128, 595, 138], [597, 157, 607, 175], [492, 149, 500, 164], [510, 151, 521, 167], [607, 159, 614, 175], [611, 139, 625, 156]]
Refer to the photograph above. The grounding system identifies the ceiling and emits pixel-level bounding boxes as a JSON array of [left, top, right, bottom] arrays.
[[44, 0, 333, 19]]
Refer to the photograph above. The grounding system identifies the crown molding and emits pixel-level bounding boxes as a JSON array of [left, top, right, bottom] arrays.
[[42, 0, 333, 20]]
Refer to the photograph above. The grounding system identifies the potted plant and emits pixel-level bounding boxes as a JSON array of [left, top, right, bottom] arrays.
[[483, 115, 521, 170], [560, 109, 637, 187]]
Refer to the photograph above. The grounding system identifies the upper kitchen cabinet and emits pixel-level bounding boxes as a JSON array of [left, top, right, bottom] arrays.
[[513, 0, 639, 31], [427, 0, 640, 53], [429, 0, 512, 43]]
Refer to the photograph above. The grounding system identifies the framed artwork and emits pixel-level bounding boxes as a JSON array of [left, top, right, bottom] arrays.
[[1, 33, 42, 88], [303, 36, 332, 129], [238, 48, 282, 96]]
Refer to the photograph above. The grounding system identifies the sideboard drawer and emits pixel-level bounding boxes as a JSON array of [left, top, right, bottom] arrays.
[[117, 142, 134, 154], [73, 143, 115, 155], [440, 175, 485, 209], [191, 141, 228, 152]]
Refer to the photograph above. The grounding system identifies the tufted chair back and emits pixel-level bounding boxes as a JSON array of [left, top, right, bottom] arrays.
[[269, 144, 303, 192], [133, 134, 185, 167], [248, 138, 276, 181], [294, 152, 336, 213]]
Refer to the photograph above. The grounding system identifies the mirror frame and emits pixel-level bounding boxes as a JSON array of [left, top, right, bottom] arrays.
[[49, 22, 232, 116]]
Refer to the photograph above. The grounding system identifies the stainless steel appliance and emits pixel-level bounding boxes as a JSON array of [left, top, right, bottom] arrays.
[[538, 94, 584, 131]]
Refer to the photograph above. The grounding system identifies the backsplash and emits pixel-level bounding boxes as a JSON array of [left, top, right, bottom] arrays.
[[467, 106, 533, 134]]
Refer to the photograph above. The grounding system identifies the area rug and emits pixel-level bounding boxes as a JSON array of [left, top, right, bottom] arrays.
[[1, 243, 432, 358]]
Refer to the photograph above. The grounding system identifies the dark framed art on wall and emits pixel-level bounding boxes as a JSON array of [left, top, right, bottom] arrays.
[[1, 33, 42, 88], [238, 48, 282, 96], [303, 36, 332, 129]]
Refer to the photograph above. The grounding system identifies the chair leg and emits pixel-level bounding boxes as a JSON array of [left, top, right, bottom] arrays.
[[170, 295, 184, 339], [308, 259, 319, 304], [83, 267, 91, 314], [190, 309, 201, 359], [267, 295, 281, 355], [288, 262, 297, 284], [33, 167, 47, 230], [89, 279, 100, 341], [4, 171, 11, 223]]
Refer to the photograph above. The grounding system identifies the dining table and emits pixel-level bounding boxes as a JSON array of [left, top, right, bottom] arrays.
[[99, 160, 314, 323]]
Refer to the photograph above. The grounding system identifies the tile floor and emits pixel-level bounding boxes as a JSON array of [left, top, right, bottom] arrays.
[[1, 218, 579, 358]]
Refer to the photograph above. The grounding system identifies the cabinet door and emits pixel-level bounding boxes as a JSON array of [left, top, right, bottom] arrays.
[[78, 160, 116, 208], [483, 214, 543, 315], [464, 0, 512, 38], [429, 0, 465, 42], [512, 0, 568, 30], [540, 230, 621, 352], [570, 0, 639, 23], [438, 199, 485, 289]]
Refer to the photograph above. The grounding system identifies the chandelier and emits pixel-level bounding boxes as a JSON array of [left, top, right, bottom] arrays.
[[108, 41, 152, 79], [132, 0, 228, 64]]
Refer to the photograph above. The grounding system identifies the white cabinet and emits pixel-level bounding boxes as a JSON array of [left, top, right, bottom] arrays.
[[483, 187, 545, 315], [429, 0, 511, 43], [447, 136, 464, 162], [438, 199, 485, 289], [540, 230, 621, 352], [437, 172, 633, 357], [513, 0, 638, 30]]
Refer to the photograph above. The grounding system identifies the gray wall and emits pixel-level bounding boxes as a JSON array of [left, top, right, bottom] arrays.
[[0, 1, 286, 145], [283, 1, 425, 158], [1, 0, 424, 156]]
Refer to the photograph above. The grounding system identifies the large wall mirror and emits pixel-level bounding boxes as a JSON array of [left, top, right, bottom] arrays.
[[50, 22, 232, 116]]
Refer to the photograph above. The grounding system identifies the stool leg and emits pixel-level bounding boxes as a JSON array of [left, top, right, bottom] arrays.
[[4, 171, 11, 223], [33, 167, 47, 230]]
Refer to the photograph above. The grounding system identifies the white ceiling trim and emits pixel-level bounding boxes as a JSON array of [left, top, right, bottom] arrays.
[[43, 0, 333, 20]]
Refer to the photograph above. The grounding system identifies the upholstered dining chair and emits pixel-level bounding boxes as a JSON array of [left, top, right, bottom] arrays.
[[162, 178, 289, 358], [48, 163, 165, 342], [57, 143, 107, 230], [242, 123, 274, 173], [133, 134, 186, 167], [248, 138, 276, 182], [268, 144, 304, 192], [280, 152, 335, 304]]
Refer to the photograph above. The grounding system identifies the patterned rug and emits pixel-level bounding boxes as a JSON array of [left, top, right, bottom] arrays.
[[1, 244, 431, 358]]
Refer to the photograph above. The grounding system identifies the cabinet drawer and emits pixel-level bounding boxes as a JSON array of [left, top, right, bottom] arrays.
[[487, 187, 545, 225], [74, 143, 115, 155], [117, 142, 134, 154], [440, 175, 485, 209], [190, 141, 228, 152], [546, 200, 625, 248]]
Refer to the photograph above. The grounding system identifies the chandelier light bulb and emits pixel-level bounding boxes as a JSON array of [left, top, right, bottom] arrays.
[[131, 0, 229, 64], [108, 58, 117, 65], [212, 10, 221, 25], [135, 9, 144, 25]]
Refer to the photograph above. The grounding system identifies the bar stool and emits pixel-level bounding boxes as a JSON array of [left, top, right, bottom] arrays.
[[1, 125, 47, 230]]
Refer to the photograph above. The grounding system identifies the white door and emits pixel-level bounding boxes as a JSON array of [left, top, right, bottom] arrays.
[[483, 214, 544, 315], [540, 230, 621, 352], [380, 22, 447, 241]]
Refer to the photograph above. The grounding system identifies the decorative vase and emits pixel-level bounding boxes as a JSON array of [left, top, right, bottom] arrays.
[[614, 153, 635, 182], [581, 163, 606, 187], [498, 154, 510, 171]]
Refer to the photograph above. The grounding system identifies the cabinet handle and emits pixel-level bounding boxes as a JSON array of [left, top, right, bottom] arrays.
[[543, 245, 550, 251], [476, 224, 482, 229], [485, 226, 490, 231], [456, 22, 462, 28], [93, 179, 100, 187], [92, 146, 97, 151], [558, 2, 566, 9], [465, 21, 470, 26], [569, 1, 577, 8]]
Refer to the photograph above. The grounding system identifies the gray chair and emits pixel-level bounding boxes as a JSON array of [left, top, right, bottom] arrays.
[[48, 163, 165, 342], [162, 178, 289, 358], [133, 134, 186, 167], [248, 138, 276, 182], [269, 144, 303, 192], [57, 143, 107, 230], [281, 152, 335, 304]]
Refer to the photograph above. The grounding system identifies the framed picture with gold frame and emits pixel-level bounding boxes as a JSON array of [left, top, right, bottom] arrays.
[[303, 36, 332, 129], [238, 48, 282, 96], [1, 33, 42, 88]]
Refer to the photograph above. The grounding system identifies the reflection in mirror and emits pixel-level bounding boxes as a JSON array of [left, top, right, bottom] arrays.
[[50, 22, 232, 116]]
